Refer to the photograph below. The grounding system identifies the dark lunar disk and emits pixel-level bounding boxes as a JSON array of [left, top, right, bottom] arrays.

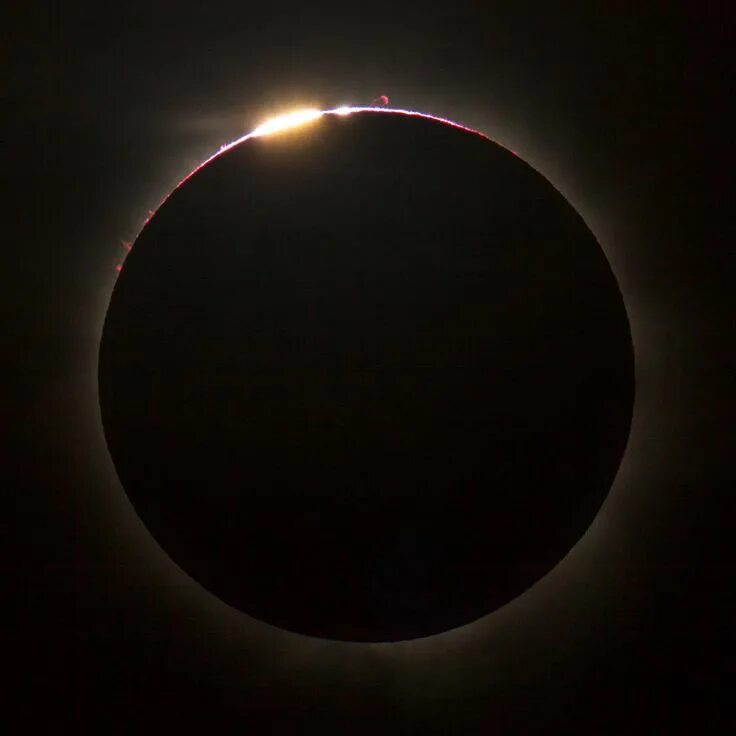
[[99, 110, 634, 641]]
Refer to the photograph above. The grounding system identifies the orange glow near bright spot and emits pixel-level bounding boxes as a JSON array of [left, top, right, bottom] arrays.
[[250, 108, 324, 137]]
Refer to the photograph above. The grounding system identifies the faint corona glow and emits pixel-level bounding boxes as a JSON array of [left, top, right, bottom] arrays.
[[250, 108, 323, 138], [115, 106, 492, 275]]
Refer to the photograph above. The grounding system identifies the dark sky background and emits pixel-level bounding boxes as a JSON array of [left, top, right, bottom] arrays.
[[6, 2, 734, 733]]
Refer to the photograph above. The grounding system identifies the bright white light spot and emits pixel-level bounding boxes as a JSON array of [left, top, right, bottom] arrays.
[[334, 106, 353, 116], [250, 108, 324, 137]]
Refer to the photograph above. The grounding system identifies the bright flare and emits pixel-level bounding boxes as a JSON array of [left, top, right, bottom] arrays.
[[250, 108, 323, 137]]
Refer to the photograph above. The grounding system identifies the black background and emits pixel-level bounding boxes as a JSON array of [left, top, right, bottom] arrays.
[[6, 2, 734, 732]]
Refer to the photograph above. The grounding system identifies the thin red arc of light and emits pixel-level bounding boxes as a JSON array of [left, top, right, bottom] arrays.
[[115, 107, 510, 272]]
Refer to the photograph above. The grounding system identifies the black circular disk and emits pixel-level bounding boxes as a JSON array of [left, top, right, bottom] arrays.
[[99, 110, 634, 641]]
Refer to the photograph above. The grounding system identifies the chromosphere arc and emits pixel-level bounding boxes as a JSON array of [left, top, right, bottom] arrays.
[[99, 108, 634, 642]]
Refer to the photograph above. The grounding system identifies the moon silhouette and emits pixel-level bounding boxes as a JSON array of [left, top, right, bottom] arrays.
[[99, 109, 634, 642]]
